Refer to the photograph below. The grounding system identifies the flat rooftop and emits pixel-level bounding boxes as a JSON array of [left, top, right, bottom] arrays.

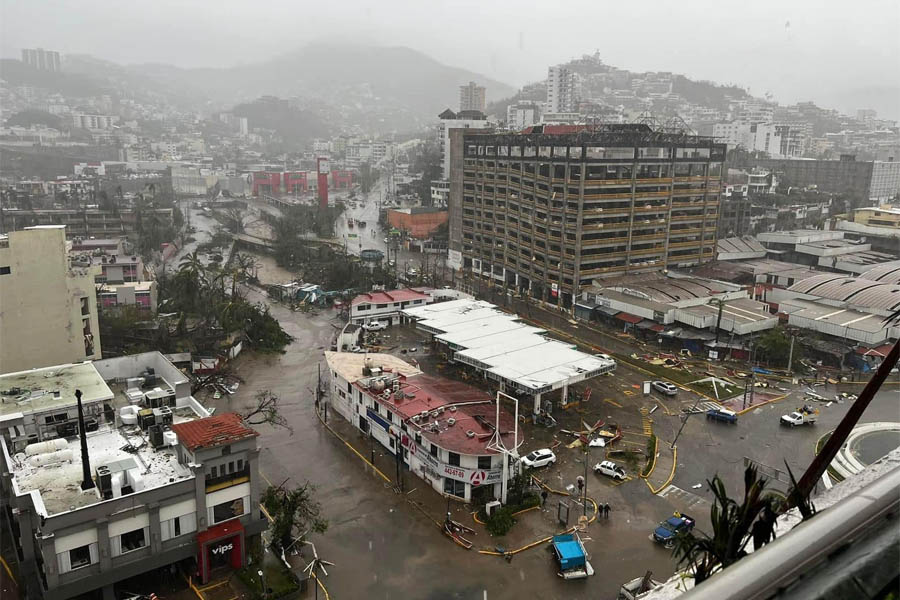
[[717, 236, 766, 256], [403, 299, 614, 393], [0, 363, 114, 420], [10, 412, 198, 515], [325, 352, 422, 384], [678, 297, 775, 324], [780, 299, 888, 334]]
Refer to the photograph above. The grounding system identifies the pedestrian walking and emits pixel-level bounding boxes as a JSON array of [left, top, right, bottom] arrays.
[[541, 490, 549, 506], [603, 503, 610, 519]]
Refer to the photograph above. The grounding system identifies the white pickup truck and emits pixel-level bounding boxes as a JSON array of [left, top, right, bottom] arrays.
[[780, 410, 818, 427]]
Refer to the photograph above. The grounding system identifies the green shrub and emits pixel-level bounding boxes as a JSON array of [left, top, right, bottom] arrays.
[[642, 434, 658, 477], [486, 506, 516, 536]]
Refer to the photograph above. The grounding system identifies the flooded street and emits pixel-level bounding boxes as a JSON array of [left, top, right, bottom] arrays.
[[205, 285, 679, 600]]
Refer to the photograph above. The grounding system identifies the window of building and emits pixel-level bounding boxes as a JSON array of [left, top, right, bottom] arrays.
[[357, 304, 369, 311], [478, 456, 492, 470], [430, 444, 438, 458], [69, 545, 92, 569], [443, 478, 466, 498], [376, 303, 388, 308], [119, 528, 146, 553], [0, 266, 10, 275], [448, 452, 460, 466], [212, 497, 246, 524]]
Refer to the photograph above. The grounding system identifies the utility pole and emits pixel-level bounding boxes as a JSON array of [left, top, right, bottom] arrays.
[[672, 395, 702, 450], [713, 298, 725, 346], [787, 333, 795, 374]]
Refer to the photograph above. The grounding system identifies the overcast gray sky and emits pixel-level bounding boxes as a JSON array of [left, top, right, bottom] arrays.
[[3, 0, 898, 117]]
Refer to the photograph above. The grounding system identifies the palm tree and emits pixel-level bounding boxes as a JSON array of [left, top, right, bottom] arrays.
[[672, 466, 778, 584]]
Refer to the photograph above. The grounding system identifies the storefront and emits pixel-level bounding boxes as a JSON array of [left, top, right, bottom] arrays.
[[197, 520, 245, 584]]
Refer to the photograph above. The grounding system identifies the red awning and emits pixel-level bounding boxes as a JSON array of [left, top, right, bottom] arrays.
[[651, 324, 665, 332], [197, 519, 244, 545], [616, 313, 643, 324]]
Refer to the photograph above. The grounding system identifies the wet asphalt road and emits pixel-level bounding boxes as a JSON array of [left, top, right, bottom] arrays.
[[189, 196, 900, 599]]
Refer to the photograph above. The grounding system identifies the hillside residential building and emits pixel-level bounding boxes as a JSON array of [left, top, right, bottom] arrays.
[[448, 124, 725, 310], [21, 48, 61, 72], [751, 155, 900, 203], [459, 81, 486, 113], [546, 66, 579, 113], [325, 352, 520, 504], [0, 226, 101, 374], [0, 353, 266, 600], [713, 121, 783, 157]]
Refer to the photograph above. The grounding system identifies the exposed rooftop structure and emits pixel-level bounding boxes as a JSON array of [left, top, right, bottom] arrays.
[[351, 288, 430, 306], [8, 414, 197, 515], [859, 262, 900, 285], [0, 363, 113, 421], [324, 352, 519, 455], [779, 298, 894, 345], [786, 274, 900, 314], [325, 351, 422, 383], [402, 299, 615, 397], [717, 237, 766, 260], [818, 251, 900, 274], [171, 413, 258, 452]]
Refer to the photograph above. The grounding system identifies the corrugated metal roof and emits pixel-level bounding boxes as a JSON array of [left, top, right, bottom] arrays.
[[788, 274, 900, 311]]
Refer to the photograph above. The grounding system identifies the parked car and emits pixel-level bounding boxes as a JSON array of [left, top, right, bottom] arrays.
[[706, 408, 738, 424], [651, 381, 678, 396], [362, 320, 387, 331], [652, 513, 695, 548], [519, 449, 557, 469], [349, 346, 364, 353], [593, 460, 627, 480]]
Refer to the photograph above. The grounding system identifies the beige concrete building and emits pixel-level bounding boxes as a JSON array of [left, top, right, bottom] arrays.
[[0, 226, 102, 374]]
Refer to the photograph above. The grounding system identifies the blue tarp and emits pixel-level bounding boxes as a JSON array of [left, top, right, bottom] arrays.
[[552, 534, 585, 570], [751, 367, 771, 374]]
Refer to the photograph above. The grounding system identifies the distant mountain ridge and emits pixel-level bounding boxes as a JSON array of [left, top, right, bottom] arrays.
[[58, 43, 516, 131]]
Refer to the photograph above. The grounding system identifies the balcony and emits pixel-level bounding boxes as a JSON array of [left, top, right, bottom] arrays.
[[633, 205, 669, 213], [630, 246, 665, 256], [206, 465, 251, 492]]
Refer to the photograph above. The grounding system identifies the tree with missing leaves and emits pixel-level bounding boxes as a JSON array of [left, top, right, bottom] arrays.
[[262, 481, 328, 553], [242, 390, 292, 434]]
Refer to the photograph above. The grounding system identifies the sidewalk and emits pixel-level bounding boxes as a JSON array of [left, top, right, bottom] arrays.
[[645, 441, 676, 495]]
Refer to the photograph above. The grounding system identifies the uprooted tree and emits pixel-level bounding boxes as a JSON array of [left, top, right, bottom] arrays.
[[262, 481, 328, 554]]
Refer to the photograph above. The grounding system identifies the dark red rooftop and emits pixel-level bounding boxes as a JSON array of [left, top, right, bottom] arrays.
[[171, 413, 258, 452], [351, 288, 429, 306]]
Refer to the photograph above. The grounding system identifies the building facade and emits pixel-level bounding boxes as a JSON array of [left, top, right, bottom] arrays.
[[437, 109, 492, 180], [459, 81, 486, 113], [448, 124, 725, 309], [546, 66, 579, 114], [325, 352, 519, 504], [0, 226, 101, 374], [21, 48, 61, 72], [751, 156, 900, 203], [506, 102, 541, 131], [349, 288, 432, 325], [0, 353, 266, 600]]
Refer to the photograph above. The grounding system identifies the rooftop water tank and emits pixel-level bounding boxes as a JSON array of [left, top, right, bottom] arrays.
[[24, 438, 68, 457], [27, 449, 74, 466]]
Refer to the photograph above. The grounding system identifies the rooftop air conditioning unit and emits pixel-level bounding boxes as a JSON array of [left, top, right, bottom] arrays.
[[431, 410, 441, 418], [447, 418, 456, 426], [411, 415, 420, 424], [448, 406, 457, 412], [420, 411, 429, 419], [466, 430, 476, 438]]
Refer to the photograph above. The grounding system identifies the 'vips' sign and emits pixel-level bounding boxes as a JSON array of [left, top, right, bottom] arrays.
[[211, 543, 233, 555]]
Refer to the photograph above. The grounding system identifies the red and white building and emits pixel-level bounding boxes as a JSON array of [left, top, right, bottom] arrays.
[[349, 288, 432, 326], [325, 352, 521, 503]]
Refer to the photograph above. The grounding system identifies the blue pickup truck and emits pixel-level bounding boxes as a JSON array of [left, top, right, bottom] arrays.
[[652, 513, 695, 548]]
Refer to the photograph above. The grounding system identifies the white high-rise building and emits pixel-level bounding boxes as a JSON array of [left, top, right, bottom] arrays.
[[506, 102, 541, 131], [459, 81, 486, 113], [713, 121, 783, 157], [546, 66, 579, 113], [436, 109, 491, 179]]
